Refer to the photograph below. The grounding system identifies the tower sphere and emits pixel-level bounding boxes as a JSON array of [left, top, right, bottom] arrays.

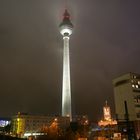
[[59, 9, 73, 36]]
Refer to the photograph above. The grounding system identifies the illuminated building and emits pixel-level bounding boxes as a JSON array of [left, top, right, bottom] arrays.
[[113, 72, 140, 121], [59, 9, 73, 121], [98, 101, 117, 126], [11, 112, 70, 138], [0, 118, 10, 127]]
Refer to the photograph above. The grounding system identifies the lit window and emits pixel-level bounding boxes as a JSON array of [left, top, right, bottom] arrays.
[[132, 84, 135, 88], [136, 85, 139, 88], [138, 81, 140, 85]]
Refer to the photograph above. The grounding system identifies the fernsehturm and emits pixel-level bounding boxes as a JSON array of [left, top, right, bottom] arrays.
[[59, 9, 73, 121]]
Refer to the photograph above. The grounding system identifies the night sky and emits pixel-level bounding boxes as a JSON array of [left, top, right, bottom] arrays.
[[0, 0, 140, 121]]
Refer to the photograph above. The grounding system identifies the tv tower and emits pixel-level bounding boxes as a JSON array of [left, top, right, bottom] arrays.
[[59, 9, 73, 121]]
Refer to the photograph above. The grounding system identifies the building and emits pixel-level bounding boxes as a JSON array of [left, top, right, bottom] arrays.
[[0, 117, 11, 128], [59, 9, 73, 121], [96, 102, 117, 139], [113, 73, 140, 121], [113, 72, 140, 139], [11, 112, 70, 138], [98, 101, 117, 126]]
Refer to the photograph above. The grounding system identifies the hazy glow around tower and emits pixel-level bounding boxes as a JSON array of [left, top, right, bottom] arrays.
[[59, 9, 73, 121]]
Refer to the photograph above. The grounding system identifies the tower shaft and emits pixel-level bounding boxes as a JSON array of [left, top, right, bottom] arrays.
[[62, 36, 72, 120]]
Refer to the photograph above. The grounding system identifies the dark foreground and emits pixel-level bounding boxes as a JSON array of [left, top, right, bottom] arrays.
[[0, 135, 27, 140]]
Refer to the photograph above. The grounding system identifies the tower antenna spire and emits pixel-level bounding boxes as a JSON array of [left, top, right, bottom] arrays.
[[65, 0, 68, 10]]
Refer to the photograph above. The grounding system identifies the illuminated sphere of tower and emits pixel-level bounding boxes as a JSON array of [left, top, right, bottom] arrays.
[[59, 9, 73, 36]]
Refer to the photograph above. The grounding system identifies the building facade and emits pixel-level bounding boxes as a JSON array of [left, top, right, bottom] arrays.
[[11, 112, 70, 138], [113, 73, 140, 139], [0, 117, 10, 128], [113, 73, 140, 121]]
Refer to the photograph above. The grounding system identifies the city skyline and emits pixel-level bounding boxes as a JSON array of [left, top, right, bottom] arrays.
[[0, 0, 140, 121]]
